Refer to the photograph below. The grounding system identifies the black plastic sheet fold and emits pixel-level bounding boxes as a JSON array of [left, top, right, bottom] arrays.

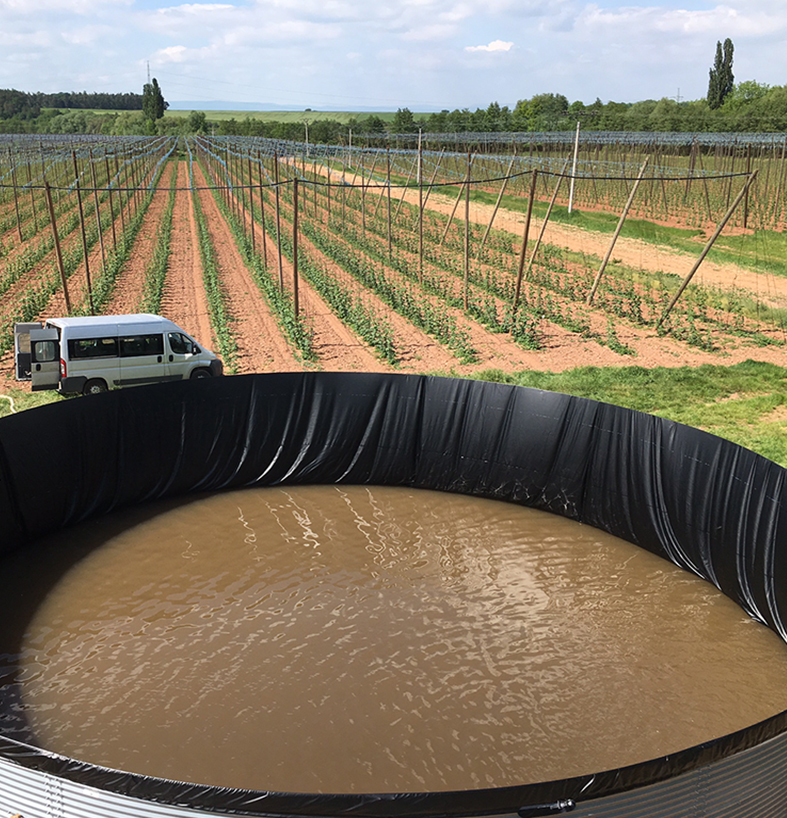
[[0, 371, 786, 816]]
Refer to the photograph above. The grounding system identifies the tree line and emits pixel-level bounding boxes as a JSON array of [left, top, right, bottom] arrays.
[[0, 89, 145, 119]]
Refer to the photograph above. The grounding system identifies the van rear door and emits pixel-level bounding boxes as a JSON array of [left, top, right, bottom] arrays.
[[29, 328, 60, 391], [14, 322, 42, 380]]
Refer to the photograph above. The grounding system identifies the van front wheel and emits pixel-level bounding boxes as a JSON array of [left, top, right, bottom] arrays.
[[83, 379, 108, 395], [190, 368, 211, 379]]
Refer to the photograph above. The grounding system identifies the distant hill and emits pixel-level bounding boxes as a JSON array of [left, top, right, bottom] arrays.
[[169, 101, 302, 111], [168, 101, 442, 114]]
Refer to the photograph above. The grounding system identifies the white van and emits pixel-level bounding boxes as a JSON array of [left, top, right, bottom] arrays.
[[15, 314, 223, 395]]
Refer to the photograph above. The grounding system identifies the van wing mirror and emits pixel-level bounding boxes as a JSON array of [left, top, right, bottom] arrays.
[[192, 344, 200, 354]]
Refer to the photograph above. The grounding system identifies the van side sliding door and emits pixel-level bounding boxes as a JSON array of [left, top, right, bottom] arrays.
[[118, 333, 169, 386]]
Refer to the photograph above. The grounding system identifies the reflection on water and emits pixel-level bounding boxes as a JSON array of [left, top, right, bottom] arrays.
[[1, 485, 787, 794]]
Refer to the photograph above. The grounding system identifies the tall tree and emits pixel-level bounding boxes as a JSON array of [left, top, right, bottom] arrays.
[[142, 78, 167, 121], [392, 107, 417, 134], [707, 38, 734, 109]]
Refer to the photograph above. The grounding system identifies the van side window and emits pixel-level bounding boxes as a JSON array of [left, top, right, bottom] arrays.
[[32, 340, 58, 362], [119, 334, 164, 357], [168, 332, 190, 355], [68, 337, 118, 359]]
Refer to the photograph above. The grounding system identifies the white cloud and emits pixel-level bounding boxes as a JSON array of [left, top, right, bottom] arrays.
[[155, 45, 189, 62], [465, 39, 514, 52]]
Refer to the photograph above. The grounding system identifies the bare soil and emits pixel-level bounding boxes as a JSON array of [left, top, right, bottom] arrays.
[[4, 156, 786, 396], [159, 162, 214, 350], [192, 164, 304, 374], [106, 163, 176, 315]]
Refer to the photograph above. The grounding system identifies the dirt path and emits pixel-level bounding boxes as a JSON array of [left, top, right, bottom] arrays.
[[192, 164, 303, 374], [106, 163, 176, 315], [159, 162, 214, 349]]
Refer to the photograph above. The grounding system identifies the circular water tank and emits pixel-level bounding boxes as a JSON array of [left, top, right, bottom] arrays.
[[1, 372, 786, 818]]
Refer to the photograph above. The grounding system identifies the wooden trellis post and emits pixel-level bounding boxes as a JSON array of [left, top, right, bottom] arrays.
[[44, 181, 71, 314], [522, 158, 569, 285], [9, 148, 22, 242], [72, 151, 94, 315], [387, 147, 392, 258], [477, 155, 516, 258], [512, 170, 538, 314], [247, 155, 255, 253], [658, 170, 758, 328], [89, 150, 107, 274], [26, 159, 38, 232], [104, 152, 118, 249], [257, 151, 268, 265], [274, 151, 284, 290], [464, 151, 471, 311], [293, 177, 300, 317], [587, 157, 649, 305]]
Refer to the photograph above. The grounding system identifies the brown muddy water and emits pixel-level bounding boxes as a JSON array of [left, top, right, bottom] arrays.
[[2, 484, 787, 794]]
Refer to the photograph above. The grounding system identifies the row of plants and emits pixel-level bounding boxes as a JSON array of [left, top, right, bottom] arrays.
[[196, 145, 408, 365], [196, 159, 316, 363], [198, 139, 786, 365], [76, 160, 170, 314], [138, 164, 178, 314], [190, 182, 239, 374], [0, 147, 172, 353], [357, 179, 782, 353], [300, 216, 478, 363], [0, 181, 137, 305], [251, 152, 482, 361], [0, 149, 149, 256], [230, 151, 583, 362]]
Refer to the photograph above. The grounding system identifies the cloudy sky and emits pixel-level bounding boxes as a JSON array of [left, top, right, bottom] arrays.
[[1, 0, 785, 111]]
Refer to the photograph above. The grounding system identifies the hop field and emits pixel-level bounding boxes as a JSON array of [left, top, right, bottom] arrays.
[[0, 133, 785, 390]]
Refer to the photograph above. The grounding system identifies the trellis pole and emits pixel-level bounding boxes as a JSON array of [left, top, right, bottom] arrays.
[[477, 155, 516, 258], [248, 155, 256, 253], [26, 159, 38, 233], [89, 150, 107, 274], [274, 151, 284, 290], [567, 121, 580, 214], [9, 149, 22, 242], [522, 158, 570, 284], [104, 152, 117, 249], [72, 151, 94, 315], [387, 147, 392, 258], [587, 157, 649, 305], [114, 154, 126, 234], [512, 170, 538, 314], [44, 181, 71, 314], [658, 170, 758, 328], [292, 177, 300, 317], [464, 151, 471, 311]]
